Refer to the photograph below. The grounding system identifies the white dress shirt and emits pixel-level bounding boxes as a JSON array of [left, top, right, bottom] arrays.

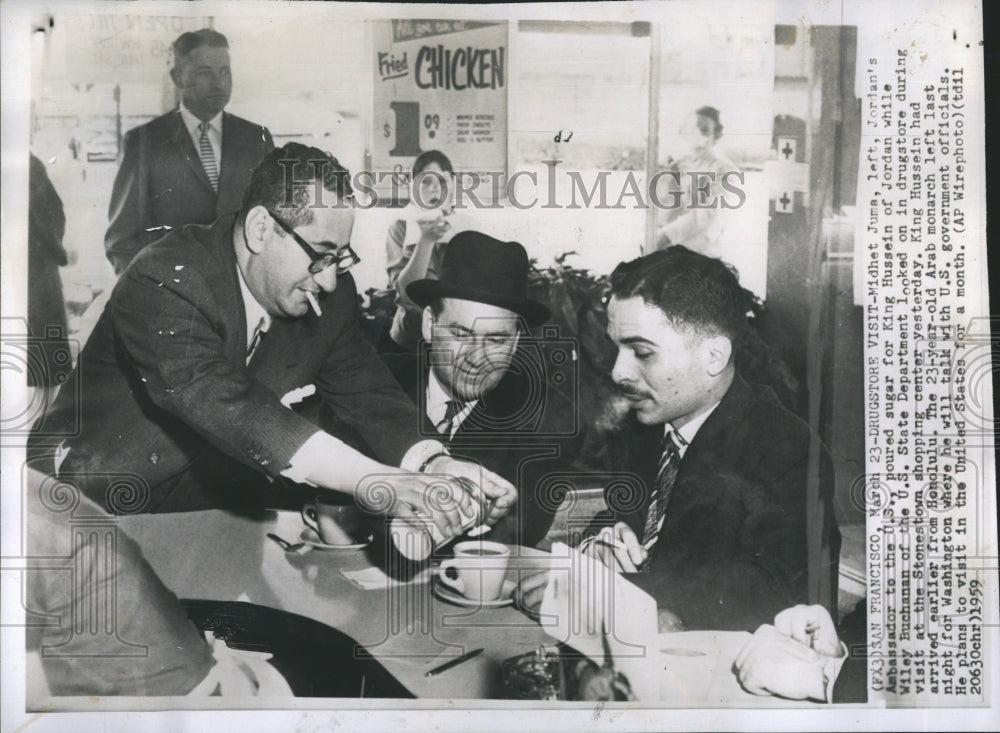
[[235, 264, 271, 356], [668, 400, 720, 459]]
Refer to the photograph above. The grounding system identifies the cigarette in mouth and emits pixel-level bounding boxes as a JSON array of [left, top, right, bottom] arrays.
[[305, 290, 322, 317]]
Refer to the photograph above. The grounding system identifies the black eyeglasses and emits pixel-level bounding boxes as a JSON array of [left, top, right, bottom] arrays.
[[268, 210, 361, 275]]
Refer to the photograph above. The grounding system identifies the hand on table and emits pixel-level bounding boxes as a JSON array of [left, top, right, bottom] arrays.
[[574, 663, 635, 702], [774, 604, 842, 658], [513, 568, 549, 615], [734, 625, 829, 701], [581, 522, 646, 572], [657, 608, 685, 633], [734, 605, 844, 702], [428, 456, 518, 526]]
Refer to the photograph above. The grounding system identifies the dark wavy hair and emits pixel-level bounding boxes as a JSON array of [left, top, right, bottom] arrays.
[[412, 149, 454, 177], [240, 142, 353, 228], [608, 245, 748, 343], [695, 106, 723, 141], [172, 29, 228, 69]]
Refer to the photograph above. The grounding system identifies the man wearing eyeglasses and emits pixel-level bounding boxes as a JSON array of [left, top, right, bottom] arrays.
[[362, 231, 581, 549], [32, 144, 516, 540]]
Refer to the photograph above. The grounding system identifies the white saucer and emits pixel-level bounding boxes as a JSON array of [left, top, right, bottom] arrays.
[[299, 526, 372, 551], [432, 578, 516, 608]]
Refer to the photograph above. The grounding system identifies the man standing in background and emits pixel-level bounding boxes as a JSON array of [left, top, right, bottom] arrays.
[[104, 28, 274, 275]]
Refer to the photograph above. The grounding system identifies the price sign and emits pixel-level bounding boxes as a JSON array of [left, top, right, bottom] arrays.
[[372, 19, 508, 203]]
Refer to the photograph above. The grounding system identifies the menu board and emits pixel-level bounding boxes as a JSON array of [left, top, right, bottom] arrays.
[[371, 19, 508, 203]]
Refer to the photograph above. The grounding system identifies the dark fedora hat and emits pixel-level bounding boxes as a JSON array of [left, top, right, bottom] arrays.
[[406, 230, 551, 326]]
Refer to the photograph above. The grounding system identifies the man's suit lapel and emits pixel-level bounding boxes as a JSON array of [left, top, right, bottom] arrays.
[[677, 376, 752, 479], [168, 110, 217, 196], [217, 113, 235, 196], [403, 368, 432, 433], [618, 420, 661, 532], [210, 215, 250, 364], [449, 399, 491, 443], [657, 376, 753, 534], [248, 316, 324, 395], [625, 376, 752, 533]]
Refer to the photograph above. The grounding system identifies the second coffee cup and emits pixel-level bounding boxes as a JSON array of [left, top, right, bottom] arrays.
[[301, 498, 369, 546], [437, 541, 511, 601]]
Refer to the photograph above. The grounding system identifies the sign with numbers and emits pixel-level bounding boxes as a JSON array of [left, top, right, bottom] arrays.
[[372, 19, 508, 203]]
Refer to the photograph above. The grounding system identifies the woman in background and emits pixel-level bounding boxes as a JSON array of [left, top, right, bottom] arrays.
[[656, 106, 739, 255], [385, 150, 467, 351]]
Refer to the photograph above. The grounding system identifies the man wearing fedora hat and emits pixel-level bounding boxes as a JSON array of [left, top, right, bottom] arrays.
[[406, 230, 550, 424], [384, 230, 577, 547]]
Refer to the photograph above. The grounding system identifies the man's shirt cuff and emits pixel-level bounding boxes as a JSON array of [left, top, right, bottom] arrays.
[[281, 431, 329, 486], [400, 439, 449, 473], [284, 435, 449, 487]]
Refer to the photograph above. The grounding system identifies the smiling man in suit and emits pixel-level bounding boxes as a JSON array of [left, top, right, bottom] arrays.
[[509, 246, 843, 631], [104, 28, 274, 275], [33, 144, 515, 539], [373, 232, 581, 548]]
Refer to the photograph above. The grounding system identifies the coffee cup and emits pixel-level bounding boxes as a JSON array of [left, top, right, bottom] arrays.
[[438, 541, 511, 601], [301, 499, 368, 546]]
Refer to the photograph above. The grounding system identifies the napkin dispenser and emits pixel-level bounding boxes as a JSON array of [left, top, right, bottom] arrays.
[[501, 644, 634, 701], [501, 644, 567, 700]]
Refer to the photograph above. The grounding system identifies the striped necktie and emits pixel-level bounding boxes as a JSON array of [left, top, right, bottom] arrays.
[[436, 400, 461, 438], [197, 121, 219, 191], [639, 431, 682, 571], [246, 317, 266, 365]]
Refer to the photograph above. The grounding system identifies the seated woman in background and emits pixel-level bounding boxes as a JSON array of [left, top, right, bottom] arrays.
[[384, 150, 470, 352]]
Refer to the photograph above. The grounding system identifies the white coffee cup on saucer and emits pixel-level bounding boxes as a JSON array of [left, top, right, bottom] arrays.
[[437, 541, 511, 601]]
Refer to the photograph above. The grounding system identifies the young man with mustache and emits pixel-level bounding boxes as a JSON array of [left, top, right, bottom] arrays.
[[589, 245, 840, 631], [519, 246, 840, 633]]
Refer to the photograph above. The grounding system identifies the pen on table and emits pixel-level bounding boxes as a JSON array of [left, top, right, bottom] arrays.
[[425, 648, 485, 677]]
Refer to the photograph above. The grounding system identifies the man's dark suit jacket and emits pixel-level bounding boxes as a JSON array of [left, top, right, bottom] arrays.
[[379, 357, 582, 548], [34, 214, 421, 514], [832, 600, 867, 703], [603, 376, 841, 632], [28, 153, 70, 387], [25, 469, 213, 695], [105, 109, 274, 274]]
